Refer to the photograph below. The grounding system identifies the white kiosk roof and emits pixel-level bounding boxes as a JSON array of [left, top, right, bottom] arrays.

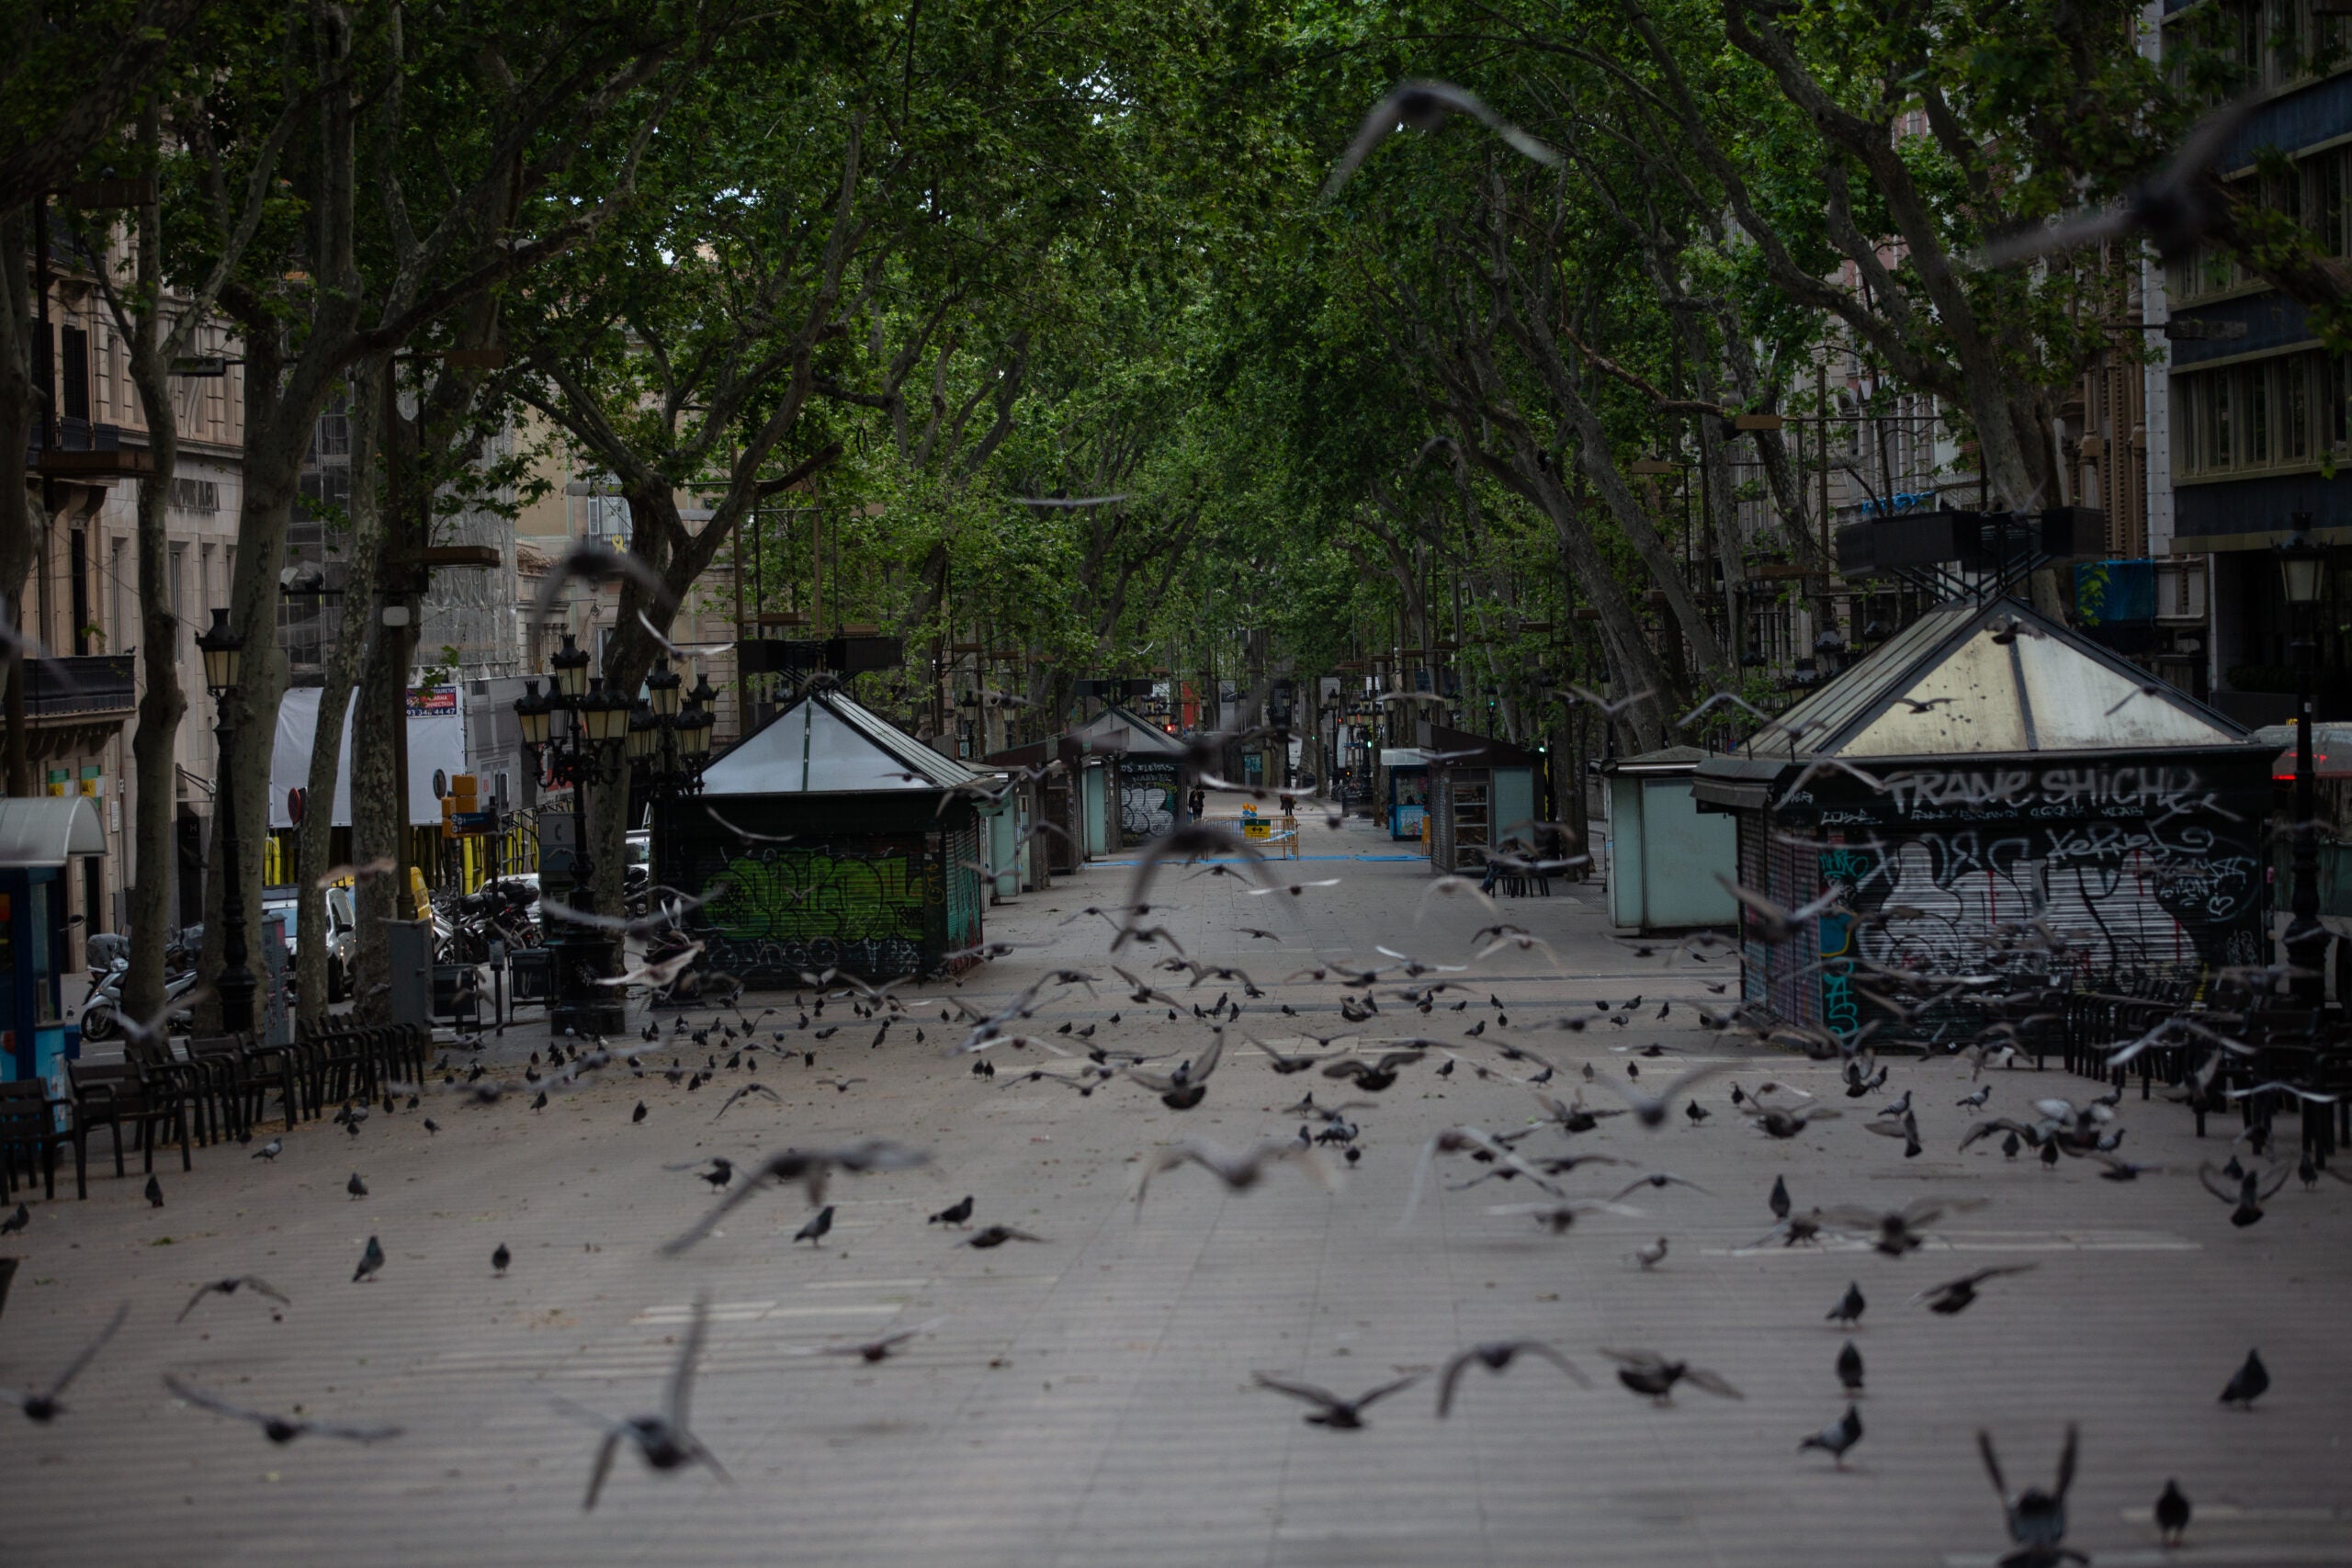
[[701, 689, 989, 796]]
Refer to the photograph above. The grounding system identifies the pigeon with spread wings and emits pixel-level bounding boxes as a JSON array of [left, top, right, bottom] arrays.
[[552, 1297, 729, 1510], [1436, 1340, 1590, 1416], [1251, 1370, 1426, 1428], [661, 1139, 931, 1255], [164, 1374, 401, 1444]]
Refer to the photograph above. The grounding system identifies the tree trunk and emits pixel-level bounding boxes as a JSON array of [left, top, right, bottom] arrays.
[[197, 426, 300, 1026], [347, 586, 409, 1025], [123, 350, 184, 1027], [295, 360, 383, 1029]]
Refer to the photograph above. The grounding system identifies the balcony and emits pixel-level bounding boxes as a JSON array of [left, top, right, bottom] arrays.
[[17, 654, 136, 764], [28, 420, 153, 480], [25, 655, 136, 717]]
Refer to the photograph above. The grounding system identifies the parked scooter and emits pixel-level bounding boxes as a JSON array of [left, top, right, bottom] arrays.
[[79, 939, 205, 1043]]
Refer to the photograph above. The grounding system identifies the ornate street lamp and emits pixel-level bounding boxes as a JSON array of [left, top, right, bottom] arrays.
[[629, 666, 720, 897], [195, 609, 258, 1034], [2279, 516, 2324, 1006], [550, 631, 591, 702], [514, 678, 551, 750], [647, 655, 683, 720], [517, 647, 629, 1038]]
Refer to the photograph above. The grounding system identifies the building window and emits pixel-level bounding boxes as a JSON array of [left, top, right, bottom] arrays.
[[2176, 349, 2345, 477], [311, 393, 351, 459], [109, 536, 126, 653]]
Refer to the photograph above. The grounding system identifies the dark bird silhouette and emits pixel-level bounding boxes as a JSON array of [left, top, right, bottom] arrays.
[[1980, 1423, 2081, 1565], [1318, 1048, 1428, 1093], [1822, 1197, 1987, 1257], [1125, 1029, 1228, 1110], [1608, 1172, 1712, 1202], [144, 1174, 164, 1208], [346, 1172, 368, 1200], [632, 1101, 649, 1123], [785, 1315, 949, 1363], [1827, 1281, 1866, 1326], [1837, 1340, 1864, 1394], [963, 1224, 1047, 1248], [1800, 1404, 1863, 1467], [492, 1244, 511, 1275], [1770, 1175, 1791, 1220], [1976, 96, 2256, 267], [1252, 1370, 1425, 1428], [928, 1195, 975, 1227], [552, 1296, 729, 1510], [2199, 1161, 2290, 1227], [794, 1205, 835, 1245], [1912, 1264, 2038, 1314], [1589, 1060, 1738, 1127], [2155, 1478, 2191, 1546], [1435, 1341, 1589, 1416], [353, 1235, 385, 1283], [164, 1374, 401, 1444], [711, 1083, 780, 1122], [0, 1201, 27, 1235], [176, 1276, 289, 1324], [665, 1157, 734, 1190], [662, 1139, 930, 1255], [1134, 1138, 1339, 1210], [2220, 1348, 2268, 1408], [1600, 1348, 1744, 1403], [1, 1302, 128, 1422]]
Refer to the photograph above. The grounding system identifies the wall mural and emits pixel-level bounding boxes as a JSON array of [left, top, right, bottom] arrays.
[[1788, 759, 2267, 1032], [1121, 782, 1175, 840], [690, 839, 936, 979]]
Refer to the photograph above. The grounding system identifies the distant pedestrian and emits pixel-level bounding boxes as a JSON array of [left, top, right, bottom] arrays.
[[1188, 786, 1205, 820]]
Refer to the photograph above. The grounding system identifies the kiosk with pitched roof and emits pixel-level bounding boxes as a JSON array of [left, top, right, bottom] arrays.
[[1694, 598, 2273, 1037], [657, 687, 995, 981]]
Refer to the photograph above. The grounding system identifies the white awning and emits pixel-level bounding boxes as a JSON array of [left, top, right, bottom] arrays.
[[0, 795, 107, 865]]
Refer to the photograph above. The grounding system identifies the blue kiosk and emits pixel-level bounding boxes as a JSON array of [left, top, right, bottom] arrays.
[[0, 797, 104, 1084], [1381, 748, 1433, 840]]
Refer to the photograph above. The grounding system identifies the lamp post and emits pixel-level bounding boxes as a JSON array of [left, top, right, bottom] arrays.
[[2278, 517, 2325, 1006], [628, 657, 718, 892], [196, 610, 257, 1034], [518, 635, 629, 1037]]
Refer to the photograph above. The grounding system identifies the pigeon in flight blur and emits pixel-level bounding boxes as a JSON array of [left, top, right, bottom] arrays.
[[1976, 96, 2256, 267], [1321, 81, 1566, 199], [1435, 1341, 1589, 1416], [176, 1276, 290, 1324], [2, 1303, 129, 1422], [1979, 1423, 2080, 1565], [1252, 1370, 1426, 1428], [553, 1297, 729, 1510], [164, 1375, 401, 1445]]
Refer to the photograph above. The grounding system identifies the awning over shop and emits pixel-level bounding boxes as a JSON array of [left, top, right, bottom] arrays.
[[0, 796, 106, 865]]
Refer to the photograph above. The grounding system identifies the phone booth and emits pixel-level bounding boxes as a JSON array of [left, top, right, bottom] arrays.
[[0, 797, 106, 1083]]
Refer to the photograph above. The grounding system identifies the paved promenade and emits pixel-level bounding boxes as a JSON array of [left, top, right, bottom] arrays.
[[6, 815, 2349, 1567]]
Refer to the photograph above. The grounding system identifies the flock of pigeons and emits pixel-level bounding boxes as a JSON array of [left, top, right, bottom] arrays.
[[1, 796, 2342, 1563]]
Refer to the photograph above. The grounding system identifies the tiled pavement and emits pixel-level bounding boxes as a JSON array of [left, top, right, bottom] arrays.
[[6, 814, 2350, 1567]]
